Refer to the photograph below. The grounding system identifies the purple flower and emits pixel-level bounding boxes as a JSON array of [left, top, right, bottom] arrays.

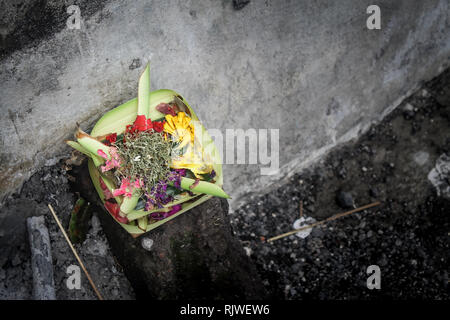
[[144, 200, 154, 211], [168, 170, 184, 189], [149, 204, 182, 221], [142, 170, 186, 212], [144, 179, 174, 209], [174, 169, 186, 176]]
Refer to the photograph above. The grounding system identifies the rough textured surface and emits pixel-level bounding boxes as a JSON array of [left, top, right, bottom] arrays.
[[428, 154, 450, 199], [0, 0, 109, 60], [1, 0, 450, 301], [0, 0, 449, 207], [72, 161, 267, 299], [27, 215, 56, 300], [0, 161, 134, 300], [1, 68, 448, 300], [231, 70, 450, 299]]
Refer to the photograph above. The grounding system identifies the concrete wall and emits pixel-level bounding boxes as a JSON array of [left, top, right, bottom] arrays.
[[0, 0, 449, 207]]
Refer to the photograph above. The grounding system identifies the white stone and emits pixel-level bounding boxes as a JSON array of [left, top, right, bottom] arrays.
[[428, 154, 450, 199], [292, 216, 316, 239], [141, 237, 154, 251], [413, 151, 430, 166]]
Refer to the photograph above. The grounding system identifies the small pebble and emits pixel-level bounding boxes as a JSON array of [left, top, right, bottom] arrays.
[[141, 237, 154, 251], [11, 254, 22, 267], [336, 191, 354, 209]]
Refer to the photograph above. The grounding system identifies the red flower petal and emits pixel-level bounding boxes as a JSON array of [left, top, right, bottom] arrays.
[[99, 177, 114, 200], [104, 200, 119, 216], [104, 201, 129, 224], [146, 118, 153, 131], [106, 133, 117, 144], [153, 121, 164, 133], [125, 124, 134, 134], [133, 115, 148, 132]]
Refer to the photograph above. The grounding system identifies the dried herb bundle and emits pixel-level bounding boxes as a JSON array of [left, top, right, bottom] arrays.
[[113, 131, 173, 192]]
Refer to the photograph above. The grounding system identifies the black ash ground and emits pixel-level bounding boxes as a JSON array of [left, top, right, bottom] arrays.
[[0, 163, 134, 299], [230, 70, 450, 299]]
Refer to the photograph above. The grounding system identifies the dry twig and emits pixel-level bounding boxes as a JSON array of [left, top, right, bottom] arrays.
[[267, 201, 381, 243], [48, 204, 104, 300], [299, 201, 303, 219]]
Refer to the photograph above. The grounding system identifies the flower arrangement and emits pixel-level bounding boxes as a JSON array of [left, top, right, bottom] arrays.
[[66, 64, 228, 237]]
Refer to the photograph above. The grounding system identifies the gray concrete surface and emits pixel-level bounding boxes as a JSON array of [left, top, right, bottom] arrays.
[[0, 0, 449, 208]]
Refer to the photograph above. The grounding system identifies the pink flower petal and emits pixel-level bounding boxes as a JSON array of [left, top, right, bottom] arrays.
[[121, 178, 130, 187], [100, 160, 115, 172], [133, 179, 143, 188], [112, 178, 133, 197], [112, 189, 125, 197], [97, 149, 108, 160]]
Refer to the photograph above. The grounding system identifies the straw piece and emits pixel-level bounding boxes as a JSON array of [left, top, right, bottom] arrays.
[[267, 201, 381, 242], [48, 204, 104, 300], [299, 201, 303, 219]]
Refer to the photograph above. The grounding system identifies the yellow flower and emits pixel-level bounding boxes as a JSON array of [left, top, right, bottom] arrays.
[[164, 112, 213, 177], [170, 143, 213, 176], [163, 112, 194, 149]]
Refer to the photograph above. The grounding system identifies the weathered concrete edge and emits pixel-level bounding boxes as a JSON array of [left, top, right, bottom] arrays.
[[2, 64, 448, 211], [231, 61, 450, 209], [1, 1, 449, 209]]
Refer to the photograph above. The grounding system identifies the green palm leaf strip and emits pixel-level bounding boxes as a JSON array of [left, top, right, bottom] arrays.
[[126, 193, 200, 221], [177, 178, 229, 198], [120, 192, 141, 214], [137, 64, 150, 118], [66, 140, 105, 167]]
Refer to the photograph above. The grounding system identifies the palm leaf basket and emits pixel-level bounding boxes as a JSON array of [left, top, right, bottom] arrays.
[[66, 64, 228, 238]]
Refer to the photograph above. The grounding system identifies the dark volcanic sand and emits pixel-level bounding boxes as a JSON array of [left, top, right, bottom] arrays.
[[230, 69, 450, 299]]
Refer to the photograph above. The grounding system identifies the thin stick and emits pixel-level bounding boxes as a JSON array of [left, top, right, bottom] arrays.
[[299, 201, 303, 219], [267, 201, 381, 243], [48, 204, 104, 300]]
